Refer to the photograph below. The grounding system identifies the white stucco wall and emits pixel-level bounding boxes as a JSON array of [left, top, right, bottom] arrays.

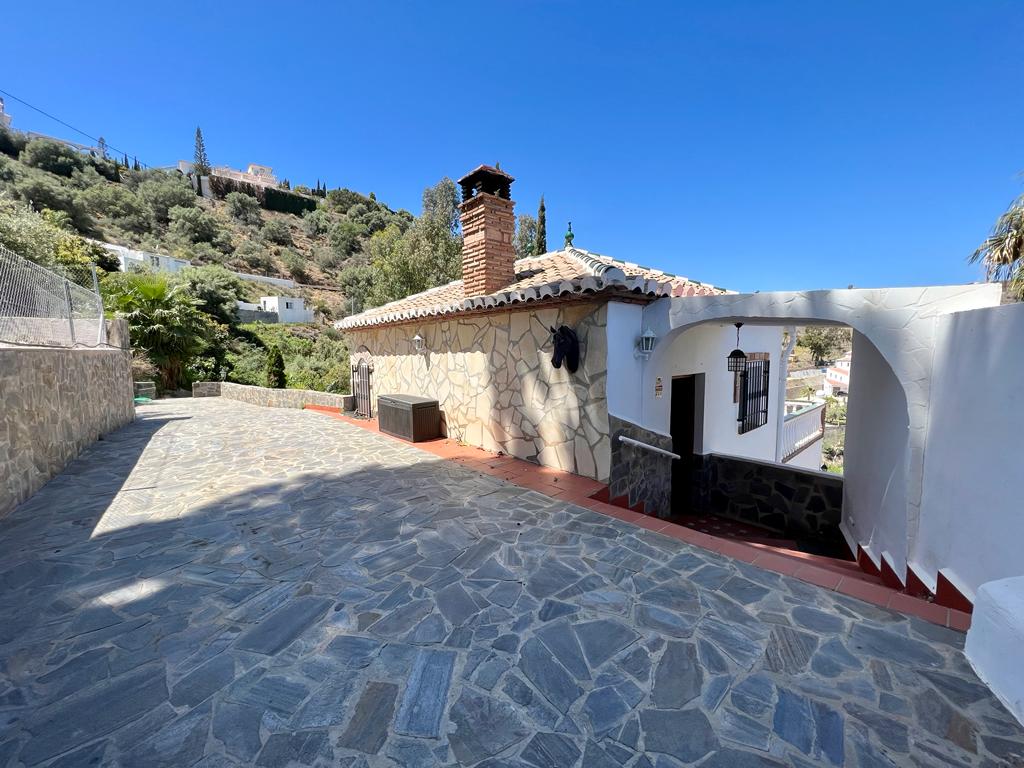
[[966, 576, 1024, 725], [842, 330, 909, 573], [643, 283, 1002, 584], [261, 296, 315, 324], [915, 303, 1024, 595], [605, 302, 646, 426], [649, 324, 784, 459]]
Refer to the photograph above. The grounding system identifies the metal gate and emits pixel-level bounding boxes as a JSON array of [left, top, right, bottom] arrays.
[[351, 358, 373, 419]]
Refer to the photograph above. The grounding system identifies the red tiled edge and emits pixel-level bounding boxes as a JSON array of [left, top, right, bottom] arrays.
[[935, 571, 974, 614], [879, 556, 906, 590], [306, 407, 968, 631]]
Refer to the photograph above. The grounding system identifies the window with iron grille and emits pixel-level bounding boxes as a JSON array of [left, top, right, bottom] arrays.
[[738, 358, 770, 434]]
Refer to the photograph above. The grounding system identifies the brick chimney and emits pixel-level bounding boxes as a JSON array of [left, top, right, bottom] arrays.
[[458, 165, 516, 297]]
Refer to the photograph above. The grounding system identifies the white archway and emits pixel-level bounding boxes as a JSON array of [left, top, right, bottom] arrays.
[[627, 284, 1001, 576]]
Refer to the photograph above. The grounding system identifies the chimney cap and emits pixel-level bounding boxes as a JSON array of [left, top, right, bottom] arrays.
[[457, 164, 515, 185], [458, 164, 514, 202]]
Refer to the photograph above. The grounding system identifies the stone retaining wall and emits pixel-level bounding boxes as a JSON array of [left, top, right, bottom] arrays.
[[344, 302, 610, 481], [1, 346, 134, 517], [608, 415, 675, 516], [193, 381, 353, 411], [696, 453, 844, 541]]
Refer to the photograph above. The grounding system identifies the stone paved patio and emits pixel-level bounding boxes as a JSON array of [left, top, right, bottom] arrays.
[[1, 399, 1022, 767]]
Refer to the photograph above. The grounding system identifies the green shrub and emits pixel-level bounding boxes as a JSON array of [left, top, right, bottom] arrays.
[[169, 205, 221, 244], [137, 175, 195, 224], [12, 169, 92, 230], [0, 126, 28, 158], [78, 183, 150, 232], [261, 219, 292, 246], [175, 265, 244, 325], [19, 138, 85, 177], [225, 191, 262, 225], [265, 345, 286, 388], [301, 208, 330, 238], [328, 219, 364, 259], [279, 248, 307, 281]]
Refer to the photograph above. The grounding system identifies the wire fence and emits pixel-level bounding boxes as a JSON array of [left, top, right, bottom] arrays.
[[0, 243, 108, 348]]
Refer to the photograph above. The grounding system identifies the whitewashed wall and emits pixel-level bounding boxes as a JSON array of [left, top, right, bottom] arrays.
[[915, 303, 1024, 597], [607, 301, 785, 459], [842, 330, 909, 575]]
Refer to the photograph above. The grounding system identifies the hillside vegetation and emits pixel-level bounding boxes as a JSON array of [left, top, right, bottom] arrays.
[[0, 124, 468, 395]]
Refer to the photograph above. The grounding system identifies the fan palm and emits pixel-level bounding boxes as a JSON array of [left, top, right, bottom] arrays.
[[971, 193, 1024, 296], [104, 273, 209, 390]]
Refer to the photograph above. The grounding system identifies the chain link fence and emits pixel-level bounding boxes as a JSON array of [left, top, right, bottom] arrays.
[[0, 243, 108, 348]]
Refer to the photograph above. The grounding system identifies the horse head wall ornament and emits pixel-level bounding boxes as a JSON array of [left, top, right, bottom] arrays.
[[550, 325, 580, 373]]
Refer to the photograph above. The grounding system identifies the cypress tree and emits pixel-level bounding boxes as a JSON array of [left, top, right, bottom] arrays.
[[193, 126, 211, 176], [265, 346, 286, 389], [535, 195, 547, 254], [123, 153, 129, 168], [133, 157, 140, 171]]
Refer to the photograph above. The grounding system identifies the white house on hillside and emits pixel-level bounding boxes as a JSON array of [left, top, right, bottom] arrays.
[[824, 351, 852, 396], [258, 296, 314, 323]]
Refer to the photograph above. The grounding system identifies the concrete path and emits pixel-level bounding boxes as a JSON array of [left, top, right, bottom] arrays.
[[0, 398, 1021, 767]]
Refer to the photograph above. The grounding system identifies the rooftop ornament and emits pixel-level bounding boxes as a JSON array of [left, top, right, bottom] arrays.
[[727, 322, 747, 372], [564, 221, 574, 248]]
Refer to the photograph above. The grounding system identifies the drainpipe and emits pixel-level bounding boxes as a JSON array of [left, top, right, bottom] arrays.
[[775, 325, 798, 462]]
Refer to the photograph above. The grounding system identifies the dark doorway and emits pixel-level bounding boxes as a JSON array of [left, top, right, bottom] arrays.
[[670, 375, 698, 512]]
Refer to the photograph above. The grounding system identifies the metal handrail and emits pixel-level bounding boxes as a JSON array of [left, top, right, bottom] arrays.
[[617, 435, 680, 460]]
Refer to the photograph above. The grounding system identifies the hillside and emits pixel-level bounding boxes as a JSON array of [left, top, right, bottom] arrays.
[[0, 126, 414, 320]]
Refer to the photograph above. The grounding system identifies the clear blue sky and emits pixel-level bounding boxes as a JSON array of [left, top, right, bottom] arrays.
[[5, 2, 1022, 292]]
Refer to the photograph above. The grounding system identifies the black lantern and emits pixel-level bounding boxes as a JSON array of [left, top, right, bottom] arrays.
[[727, 322, 747, 372]]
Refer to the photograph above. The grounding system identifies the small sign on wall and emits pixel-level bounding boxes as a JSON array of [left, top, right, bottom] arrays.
[[655, 377, 664, 398]]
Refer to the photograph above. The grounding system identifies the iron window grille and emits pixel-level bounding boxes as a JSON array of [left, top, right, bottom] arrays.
[[738, 358, 770, 434]]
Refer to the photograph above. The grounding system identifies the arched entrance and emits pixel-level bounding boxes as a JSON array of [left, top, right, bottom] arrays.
[[605, 284, 999, 580]]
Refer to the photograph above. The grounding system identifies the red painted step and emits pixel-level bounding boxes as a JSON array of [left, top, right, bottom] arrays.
[[740, 541, 883, 584]]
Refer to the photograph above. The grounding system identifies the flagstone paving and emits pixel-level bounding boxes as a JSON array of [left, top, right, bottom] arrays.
[[0, 398, 1022, 767]]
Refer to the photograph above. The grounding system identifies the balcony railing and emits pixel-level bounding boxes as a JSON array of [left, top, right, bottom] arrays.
[[781, 401, 826, 463]]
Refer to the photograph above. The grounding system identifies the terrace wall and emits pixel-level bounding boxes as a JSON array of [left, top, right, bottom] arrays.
[[344, 302, 610, 481], [0, 334, 134, 516], [193, 381, 352, 411]]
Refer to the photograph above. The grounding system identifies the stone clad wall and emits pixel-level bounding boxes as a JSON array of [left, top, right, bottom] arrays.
[[0, 346, 134, 517], [696, 453, 844, 541], [608, 415, 675, 517], [346, 303, 610, 481], [193, 381, 352, 411]]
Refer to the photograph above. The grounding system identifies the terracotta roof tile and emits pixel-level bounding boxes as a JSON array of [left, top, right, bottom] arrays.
[[337, 247, 728, 330]]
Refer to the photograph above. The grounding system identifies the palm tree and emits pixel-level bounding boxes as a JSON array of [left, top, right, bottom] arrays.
[[103, 272, 209, 390], [971, 193, 1024, 297]]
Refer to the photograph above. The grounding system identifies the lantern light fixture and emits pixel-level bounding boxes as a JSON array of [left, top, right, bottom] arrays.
[[635, 326, 657, 359], [412, 334, 426, 355], [727, 322, 747, 372]]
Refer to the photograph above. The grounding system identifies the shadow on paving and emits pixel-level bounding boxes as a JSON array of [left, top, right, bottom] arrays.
[[0, 401, 1022, 768]]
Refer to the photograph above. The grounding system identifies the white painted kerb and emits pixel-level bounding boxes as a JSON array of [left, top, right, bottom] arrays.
[[966, 576, 1024, 726]]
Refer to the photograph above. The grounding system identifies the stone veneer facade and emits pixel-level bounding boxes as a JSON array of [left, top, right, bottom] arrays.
[[694, 453, 844, 542], [607, 414, 844, 538], [1, 338, 134, 517], [345, 302, 610, 481], [608, 415, 675, 517]]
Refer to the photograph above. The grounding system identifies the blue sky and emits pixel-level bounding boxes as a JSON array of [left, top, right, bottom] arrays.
[[5, 2, 1022, 292]]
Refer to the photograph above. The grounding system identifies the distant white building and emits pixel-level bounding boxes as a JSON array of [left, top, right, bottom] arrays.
[[824, 352, 852, 396], [0, 98, 11, 129], [178, 160, 279, 188], [103, 242, 192, 274], [258, 296, 314, 323]]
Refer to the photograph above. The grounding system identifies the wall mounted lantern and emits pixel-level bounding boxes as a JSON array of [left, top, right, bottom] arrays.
[[727, 322, 747, 372], [412, 334, 426, 355], [635, 326, 657, 359]]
